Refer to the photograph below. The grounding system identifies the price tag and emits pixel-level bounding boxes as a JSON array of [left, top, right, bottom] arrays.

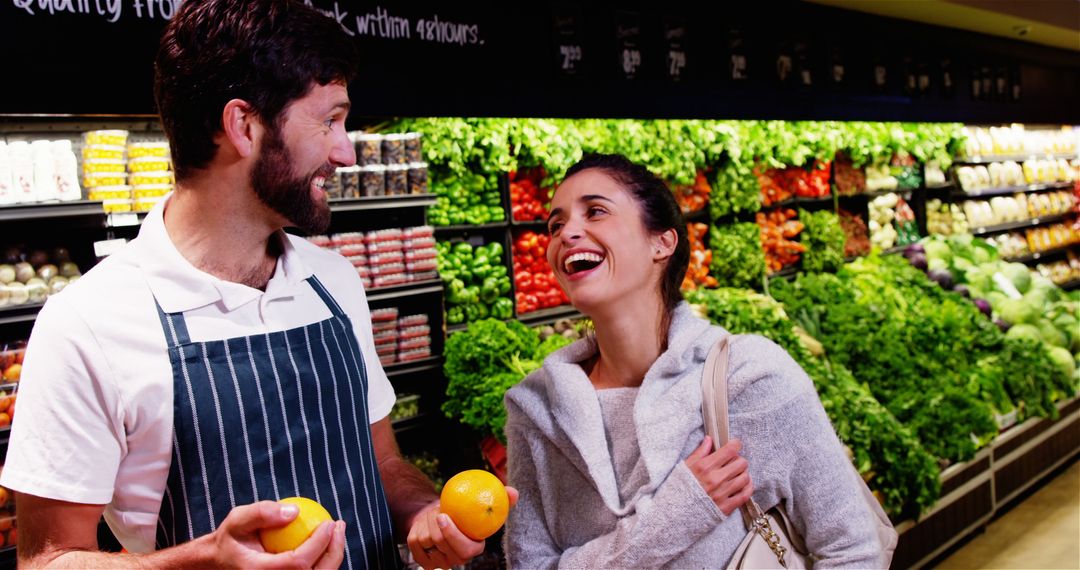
[[107, 212, 139, 227], [94, 238, 128, 258], [615, 10, 642, 80], [552, 5, 584, 76], [664, 18, 687, 82]]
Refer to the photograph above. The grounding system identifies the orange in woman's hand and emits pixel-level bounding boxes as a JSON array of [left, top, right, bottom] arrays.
[[439, 470, 508, 540]]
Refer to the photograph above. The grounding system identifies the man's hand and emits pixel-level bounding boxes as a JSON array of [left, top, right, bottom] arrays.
[[406, 488, 518, 570], [212, 500, 347, 569]]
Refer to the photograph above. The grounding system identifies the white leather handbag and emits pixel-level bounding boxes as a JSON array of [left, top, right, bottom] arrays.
[[701, 335, 897, 569]]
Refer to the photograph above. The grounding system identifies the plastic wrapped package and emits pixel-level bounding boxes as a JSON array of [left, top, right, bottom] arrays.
[[356, 265, 372, 278], [369, 251, 404, 265], [307, 235, 332, 248], [129, 171, 175, 186], [397, 336, 431, 351], [345, 255, 367, 268], [127, 142, 170, 158], [365, 229, 404, 244], [404, 248, 438, 262], [102, 199, 133, 213], [322, 169, 343, 200], [360, 164, 386, 196], [353, 133, 382, 166], [337, 244, 367, 257], [88, 185, 133, 201], [403, 132, 422, 163], [375, 343, 397, 358], [370, 262, 406, 276], [398, 325, 431, 340], [381, 134, 408, 165], [128, 157, 171, 173], [407, 270, 440, 283], [338, 166, 360, 198], [372, 319, 399, 333], [397, 347, 432, 362], [403, 226, 435, 240], [370, 307, 399, 322], [132, 184, 173, 199], [373, 329, 399, 345], [407, 162, 428, 195], [332, 232, 365, 246], [366, 240, 404, 254], [378, 354, 396, 366], [385, 164, 409, 196], [404, 236, 437, 250], [134, 196, 166, 212], [84, 130, 128, 146], [405, 259, 438, 273], [373, 273, 407, 288], [82, 145, 126, 160], [398, 314, 429, 327], [82, 159, 126, 174]]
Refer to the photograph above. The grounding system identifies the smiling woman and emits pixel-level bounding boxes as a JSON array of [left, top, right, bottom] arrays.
[[503, 153, 895, 568]]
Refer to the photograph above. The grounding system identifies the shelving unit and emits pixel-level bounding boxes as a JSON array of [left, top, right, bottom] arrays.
[[954, 153, 1079, 165], [970, 213, 1071, 236], [1004, 243, 1079, 265], [949, 181, 1072, 199]]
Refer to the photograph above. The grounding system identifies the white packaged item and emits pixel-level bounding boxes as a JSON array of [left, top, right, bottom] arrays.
[[51, 140, 82, 202], [0, 142, 15, 205], [32, 140, 58, 201], [9, 141, 37, 203]]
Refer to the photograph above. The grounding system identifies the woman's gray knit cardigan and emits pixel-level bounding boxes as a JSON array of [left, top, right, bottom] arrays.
[[503, 302, 892, 569]]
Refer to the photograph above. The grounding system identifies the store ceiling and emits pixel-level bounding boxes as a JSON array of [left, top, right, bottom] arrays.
[[804, 0, 1080, 51]]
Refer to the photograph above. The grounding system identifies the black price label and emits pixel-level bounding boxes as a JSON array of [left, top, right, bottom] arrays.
[[615, 10, 642, 80], [941, 58, 954, 97], [795, 42, 812, 87], [729, 28, 748, 81], [552, 5, 584, 76], [830, 46, 844, 85], [665, 18, 687, 82]]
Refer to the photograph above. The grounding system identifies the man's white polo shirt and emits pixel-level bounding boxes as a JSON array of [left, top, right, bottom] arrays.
[[0, 197, 395, 553]]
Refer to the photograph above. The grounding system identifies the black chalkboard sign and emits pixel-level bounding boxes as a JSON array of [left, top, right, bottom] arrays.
[[1, 0, 1078, 123]]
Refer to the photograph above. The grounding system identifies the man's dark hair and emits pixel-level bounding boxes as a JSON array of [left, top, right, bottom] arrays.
[[563, 153, 690, 333], [154, 0, 359, 181]]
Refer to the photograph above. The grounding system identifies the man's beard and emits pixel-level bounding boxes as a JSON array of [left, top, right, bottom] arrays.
[[251, 126, 333, 234]]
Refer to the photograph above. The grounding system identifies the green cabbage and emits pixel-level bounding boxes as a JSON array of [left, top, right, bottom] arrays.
[[1005, 323, 1042, 343], [1001, 263, 1032, 294], [1047, 346, 1077, 382]]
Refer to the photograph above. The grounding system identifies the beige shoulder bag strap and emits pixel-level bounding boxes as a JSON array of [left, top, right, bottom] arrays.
[[702, 336, 811, 569]]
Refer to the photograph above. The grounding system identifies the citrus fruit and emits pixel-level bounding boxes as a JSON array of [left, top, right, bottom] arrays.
[[439, 470, 508, 540], [258, 497, 332, 553]]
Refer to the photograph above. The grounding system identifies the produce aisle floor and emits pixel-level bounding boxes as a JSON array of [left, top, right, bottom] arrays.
[[935, 457, 1079, 569]]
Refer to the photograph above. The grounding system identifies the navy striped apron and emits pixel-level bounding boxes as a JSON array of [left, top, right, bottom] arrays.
[[152, 275, 399, 569]]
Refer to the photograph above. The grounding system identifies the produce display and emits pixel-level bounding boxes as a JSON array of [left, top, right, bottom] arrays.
[[508, 168, 550, 222], [770, 255, 1076, 469], [908, 235, 1079, 389], [1035, 257, 1080, 286], [0, 477, 16, 549], [838, 209, 871, 258], [1026, 223, 1080, 254], [926, 199, 971, 236], [756, 160, 831, 206], [673, 171, 712, 213], [0, 246, 83, 307], [0, 340, 23, 388], [864, 162, 899, 193], [709, 222, 765, 289], [686, 287, 940, 518], [799, 209, 846, 273], [437, 241, 513, 325], [308, 227, 438, 290], [369, 308, 433, 366], [961, 191, 1074, 230], [442, 319, 574, 440], [682, 223, 718, 290], [0, 139, 82, 206], [390, 394, 420, 421], [986, 232, 1030, 260], [961, 125, 1077, 159], [428, 171, 504, 226], [869, 193, 919, 250], [405, 452, 444, 492], [511, 230, 568, 315], [833, 153, 866, 196], [889, 152, 922, 190], [757, 208, 805, 273]]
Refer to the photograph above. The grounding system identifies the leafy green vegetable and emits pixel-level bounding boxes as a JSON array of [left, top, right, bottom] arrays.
[[709, 222, 765, 289], [799, 209, 846, 273]]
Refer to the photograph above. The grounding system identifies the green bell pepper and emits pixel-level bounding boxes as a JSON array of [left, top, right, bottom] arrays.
[[480, 277, 500, 304], [446, 306, 464, 325], [493, 297, 514, 320]]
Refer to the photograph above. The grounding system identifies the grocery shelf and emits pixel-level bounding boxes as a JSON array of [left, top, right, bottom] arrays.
[[767, 266, 799, 280], [509, 218, 550, 229], [391, 413, 430, 433], [970, 213, 1071, 236], [795, 194, 835, 207], [384, 356, 442, 379], [366, 280, 442, 303], [1004, 243, 1078, 264], [949, 181, 1073, 199], [0, 302, 45, 326], [517, 304, 582, 327], [328, 194, 437, 212], [0, 200, 105, 222], [954, 153, 1079, 165], [883, 244, 909, 256]]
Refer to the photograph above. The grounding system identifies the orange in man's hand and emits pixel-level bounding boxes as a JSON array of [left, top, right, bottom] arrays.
[[258, 497, 332, 553], [439, 469, 508, 540]]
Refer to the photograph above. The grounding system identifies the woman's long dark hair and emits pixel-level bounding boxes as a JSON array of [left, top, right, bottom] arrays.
[[562, 153, 689, 336]]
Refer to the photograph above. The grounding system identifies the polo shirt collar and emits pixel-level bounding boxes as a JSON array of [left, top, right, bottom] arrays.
[[134, 196, 314, 314]]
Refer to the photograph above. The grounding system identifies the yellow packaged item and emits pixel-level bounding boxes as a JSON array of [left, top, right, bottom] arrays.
[[129, 171, 175, 186], [82, 145, 126, 160], [128, 142, 170, 158], [84, 172, 127, 187], [88, 185, 133, 201], [84, 130, 129, 146], [82, 159, 127, 174], [132, 184, 173, 199], [102, 198, 134, 213], [128, 156, 172, 172], [134, 196, 166, 212]]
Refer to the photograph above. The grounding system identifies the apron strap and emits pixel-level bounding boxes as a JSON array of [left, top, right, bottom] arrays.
[[305, 275, 347, 318], [153, 297, 193, 346]]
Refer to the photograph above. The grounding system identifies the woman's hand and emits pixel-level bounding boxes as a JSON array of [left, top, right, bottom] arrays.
[[684, 436, 754, 516]]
